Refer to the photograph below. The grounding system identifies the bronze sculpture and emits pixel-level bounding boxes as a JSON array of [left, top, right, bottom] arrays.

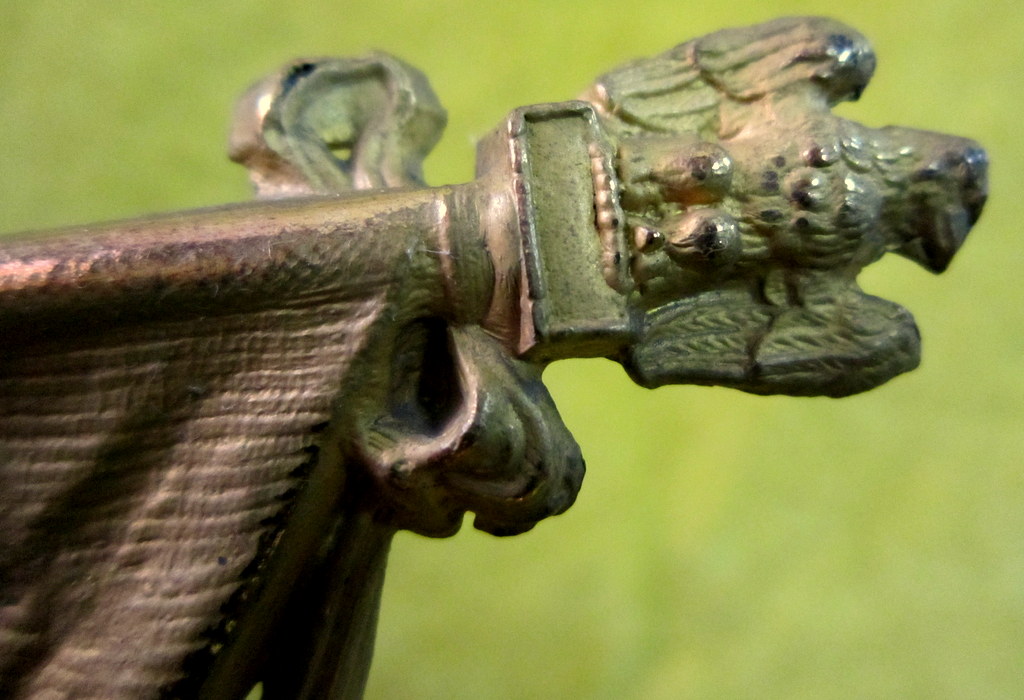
[[0, 16, 987, 699]]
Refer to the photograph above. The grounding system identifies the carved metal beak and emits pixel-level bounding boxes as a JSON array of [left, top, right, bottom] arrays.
[[897, 142, 989, 272]]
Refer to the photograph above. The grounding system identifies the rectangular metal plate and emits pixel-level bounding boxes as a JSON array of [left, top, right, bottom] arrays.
[[479, 101, 632, 361]]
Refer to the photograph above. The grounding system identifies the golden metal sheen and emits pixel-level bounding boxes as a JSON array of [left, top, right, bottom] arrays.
[[0, 17, 987, 700]]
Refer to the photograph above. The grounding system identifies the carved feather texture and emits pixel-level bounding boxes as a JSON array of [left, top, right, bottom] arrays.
[[626, 289, 920, 397], [589, 17, 875, 139]]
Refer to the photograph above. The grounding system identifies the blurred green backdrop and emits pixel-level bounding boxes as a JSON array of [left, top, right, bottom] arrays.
[[1, 1, 1020, 698]]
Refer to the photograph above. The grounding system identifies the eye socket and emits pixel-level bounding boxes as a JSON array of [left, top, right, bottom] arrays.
[[912, 166, 942, 182], [664, 209, 741, 266], [617, 136, 733, 209], [651, 148, 733, 204], [802, 142, 840, 168], [786, 169, 829, 211]]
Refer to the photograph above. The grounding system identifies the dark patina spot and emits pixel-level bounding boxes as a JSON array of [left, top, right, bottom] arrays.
[[690, 155, 713, 181], [791, 187, 815, 209], [805, 145, 831, 167], [282, 61, 317, 92]]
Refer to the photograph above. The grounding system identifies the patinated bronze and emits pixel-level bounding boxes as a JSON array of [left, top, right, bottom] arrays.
[[0, 17, 987, 700]]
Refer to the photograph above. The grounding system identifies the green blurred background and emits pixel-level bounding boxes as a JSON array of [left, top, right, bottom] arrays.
[[1, 1, 1020, 698]]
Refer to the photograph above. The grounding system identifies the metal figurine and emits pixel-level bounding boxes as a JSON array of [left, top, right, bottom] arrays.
[[0, 17, 987, 700]]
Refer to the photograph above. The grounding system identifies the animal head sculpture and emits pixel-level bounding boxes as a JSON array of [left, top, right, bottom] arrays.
[[0, 16, 987, 700], [218, 14, 990, 548], [580, 16, 987, 395]]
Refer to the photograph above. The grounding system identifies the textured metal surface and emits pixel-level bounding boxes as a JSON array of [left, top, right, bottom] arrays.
[[0, 16, 988, 700], [0, 191, 451, 698], [583, 17, 987, 396], [0, 303, 360, 697]]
